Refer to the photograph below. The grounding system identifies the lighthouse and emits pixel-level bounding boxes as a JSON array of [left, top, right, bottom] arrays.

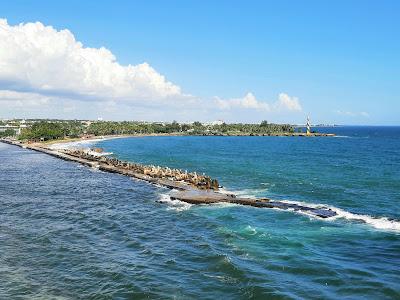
[[306, 116, 311, 136]]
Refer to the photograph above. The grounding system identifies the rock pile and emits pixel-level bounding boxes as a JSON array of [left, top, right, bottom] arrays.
[[64, 149, 220, 190]]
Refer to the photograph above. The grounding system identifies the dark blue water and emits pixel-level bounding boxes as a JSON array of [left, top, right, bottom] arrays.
[[1, 126, 399, 299]]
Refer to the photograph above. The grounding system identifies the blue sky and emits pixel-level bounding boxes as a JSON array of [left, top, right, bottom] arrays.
[[1, 0, 399, 124]]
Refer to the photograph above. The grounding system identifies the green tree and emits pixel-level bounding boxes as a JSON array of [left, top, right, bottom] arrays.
[[19, 121, 64, 141], [0, 129, 16, 137]]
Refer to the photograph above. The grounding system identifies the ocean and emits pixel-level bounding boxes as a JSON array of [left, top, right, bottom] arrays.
[[0, 126, 399, 299]]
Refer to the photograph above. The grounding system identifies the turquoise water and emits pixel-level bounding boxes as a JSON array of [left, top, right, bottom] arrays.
[[98, 127, 400, 222], [1, 126, 399, 299]]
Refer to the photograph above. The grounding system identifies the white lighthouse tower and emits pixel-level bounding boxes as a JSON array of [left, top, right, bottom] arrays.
[[306, 116, 311, 136]]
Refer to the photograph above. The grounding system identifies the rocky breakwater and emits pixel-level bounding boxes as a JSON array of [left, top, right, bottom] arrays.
[[0, 139, 338, 219], [60, 148, 337, 219], [61, 149, 220, 190]]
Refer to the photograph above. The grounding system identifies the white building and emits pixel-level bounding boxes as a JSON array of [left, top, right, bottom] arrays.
[[209, 120, 224, 126]]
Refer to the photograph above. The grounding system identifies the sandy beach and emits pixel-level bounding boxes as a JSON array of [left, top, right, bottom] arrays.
[[45, 133, 185, 150]]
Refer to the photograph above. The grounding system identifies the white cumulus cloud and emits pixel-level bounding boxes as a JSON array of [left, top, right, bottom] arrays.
[[275, 93, 302, 111], [0, 19, 303, 121], [214, 92, 270, 111], [214, 92, 302, 112], [0, 19, 185, 104], [0, 90, 50, 106]]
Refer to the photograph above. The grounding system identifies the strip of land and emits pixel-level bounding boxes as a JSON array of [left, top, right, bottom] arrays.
[[1, 119, 335, 143], [1, 138, 337, 219]]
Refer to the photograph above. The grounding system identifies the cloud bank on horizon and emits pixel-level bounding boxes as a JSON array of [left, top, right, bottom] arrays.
[[214, 92, 302, 112], [0, 19, 302, 121]]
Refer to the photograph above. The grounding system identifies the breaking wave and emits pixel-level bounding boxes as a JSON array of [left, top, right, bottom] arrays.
[[277, 199, 400, 232], [220, 188, 400, 232], [158, 192, 192, 212]]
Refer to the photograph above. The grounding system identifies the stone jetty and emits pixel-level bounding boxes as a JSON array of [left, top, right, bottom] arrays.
[[63, 148, 220, 190], [1, 138, 337, 219]]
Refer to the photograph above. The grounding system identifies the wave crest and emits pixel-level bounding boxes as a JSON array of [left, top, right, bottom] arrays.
[[279, 199, 400, 232], [158, 193, 192, 212], [220, 188, 400, 232]]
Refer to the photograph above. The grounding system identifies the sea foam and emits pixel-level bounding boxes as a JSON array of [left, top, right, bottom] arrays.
[[279, 199, 400, 232], [220, 188, 400, 232], [158, 192, 192, 212]]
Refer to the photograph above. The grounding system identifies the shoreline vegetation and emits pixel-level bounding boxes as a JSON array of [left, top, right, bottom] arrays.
[[0, 119, 334, 143]]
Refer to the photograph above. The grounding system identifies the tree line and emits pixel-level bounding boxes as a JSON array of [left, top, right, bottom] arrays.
[[0, 129, 16, 138], [18, 121, 84, 141], [17, 120, 295, 141]]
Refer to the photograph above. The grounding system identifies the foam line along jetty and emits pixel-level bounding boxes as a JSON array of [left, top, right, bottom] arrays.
[[1, 138, 337, 219]]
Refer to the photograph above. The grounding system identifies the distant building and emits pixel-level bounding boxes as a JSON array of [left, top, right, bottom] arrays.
[[212, 120, 224, 126], [204, 120, 224, 126], [0, 124, 22, 135]]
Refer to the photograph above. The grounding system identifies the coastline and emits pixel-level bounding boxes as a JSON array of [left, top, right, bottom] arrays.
[[41, 131, 336, 150], [26, 133, 190, 150], [44, 133, 183, 149]]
